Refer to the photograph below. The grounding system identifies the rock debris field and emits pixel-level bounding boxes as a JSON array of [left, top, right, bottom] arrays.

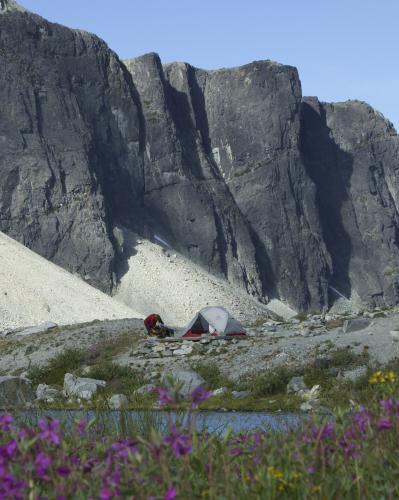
[[113, 233, 277, 326], [0, 232, 142, 332]]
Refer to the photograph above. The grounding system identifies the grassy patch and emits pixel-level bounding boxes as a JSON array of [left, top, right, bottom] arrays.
[[294, 312, 308, 322], [325, 318, 345, 330], [191, 362, 233, 390], [28, 348, 85, 386], [238, 366, 297, 397], [200, 392, 301, 412], [329, 346, 369, 368], [27, 332, 141, 394]]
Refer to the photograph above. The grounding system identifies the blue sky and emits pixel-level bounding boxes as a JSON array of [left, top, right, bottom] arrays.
[[22, 0, 399, 130]]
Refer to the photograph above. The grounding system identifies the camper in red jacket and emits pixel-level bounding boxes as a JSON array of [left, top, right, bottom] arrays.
[[144, 314, 174, 339]]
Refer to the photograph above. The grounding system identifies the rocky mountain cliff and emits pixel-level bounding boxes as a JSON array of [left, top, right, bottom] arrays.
[[0, 1, 398, 311]]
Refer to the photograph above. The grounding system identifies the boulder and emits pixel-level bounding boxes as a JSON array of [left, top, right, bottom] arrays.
[[232, 390, 250, 400], [162, 370, 206, 398], [299, 385, 321, 401], [390, 330, 399, 342], [342, 318, 371, 334], [213, 387, 228, 396], [134, 384, 156, 396], [63, 373, 106, 401], [0, 376, 35, 408], [287, 376, 307, 394], [341, 366, 368, 382], [108, 394, 128, 410], [14, 322, 58, 337], [300, 399, 321, 412], [36, 384, 61, 402]]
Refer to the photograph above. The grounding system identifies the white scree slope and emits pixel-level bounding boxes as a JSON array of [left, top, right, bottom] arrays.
[[113, 232, 274, 327], [0, 232, 142, 332]]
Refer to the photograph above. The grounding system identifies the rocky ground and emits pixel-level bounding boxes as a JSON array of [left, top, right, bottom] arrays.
[[0, 306, 398, 412]]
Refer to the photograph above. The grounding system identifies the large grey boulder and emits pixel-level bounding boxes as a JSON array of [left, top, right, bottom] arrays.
[[287, 376, 307, 394], [161, 370, 206, 398], [108, 394, 128, 410], [63, 373, 106, 400], [342, 366, 368, 382], [36, 384, 61, 402], [0, 376, 35, 407], [15, 322, 58, 337], [134, 384, 156, 396], [342, 318, 371, 333]]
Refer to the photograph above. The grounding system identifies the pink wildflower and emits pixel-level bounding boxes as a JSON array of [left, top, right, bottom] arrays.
[[165, 486, 177, 500]]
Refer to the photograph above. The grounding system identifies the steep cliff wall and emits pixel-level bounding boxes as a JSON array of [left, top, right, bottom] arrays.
[[301, 97, 399, 307], [1, 1, 398, 311], [0, 1, 143, 292]]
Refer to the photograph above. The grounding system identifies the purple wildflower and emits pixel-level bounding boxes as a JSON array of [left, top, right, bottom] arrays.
[[76, 418, 88, 436], [352, 408, 372, 433], [190, 386, 213, 408], [164, 426, 192, 457], [0, 439, 17, 460], [0, 415, 13, 432], [38, 418, 61, 446], [0, 473, 25, 500], [165, 486, 177, 500], [380, 398, 395, 416], [307, 464, 316, 474], [100, 488, 114, 500], [110, 439, 137, 461], [229, 447, 243, 456], [377, 417, 392, 431], [157, 387, 174, 407], [56, 466, 71, 477], [35, 452, 52, 480]]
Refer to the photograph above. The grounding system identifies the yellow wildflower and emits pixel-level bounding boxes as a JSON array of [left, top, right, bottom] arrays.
[[268, 466, 284, 480], [311, 485, 321, 494], [369, 370, 397, 384]]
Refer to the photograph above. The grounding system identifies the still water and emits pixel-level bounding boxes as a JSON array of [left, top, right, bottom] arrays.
[[18, 410, 304, 435]]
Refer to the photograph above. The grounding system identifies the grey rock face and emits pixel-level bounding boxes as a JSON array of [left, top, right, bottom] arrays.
[[301, 97, 399, 309], [287, 376, 307, 394], [15, 322, 58, 337], [63, 373, 106, 400], [134, 383, 156, 396], [0, 8, 142, 293], [342, 365, 368, 382], [0, 0, 26, 13], [1, 6, 398, 312], [162, 369, 206, 398], [124, 54, 263, 299], [231, 390, 250, 400], [36, 383, 60, 402], [108, 394, 128, 409], [184, 61, 331, 310], [342, 318, 371, 333], [0, 376, 35, 407]]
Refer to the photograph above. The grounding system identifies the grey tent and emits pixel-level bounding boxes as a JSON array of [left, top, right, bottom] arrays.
[[179, 306, 246, 339]]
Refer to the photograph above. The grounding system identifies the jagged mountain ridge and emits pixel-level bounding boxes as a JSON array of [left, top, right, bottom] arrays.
[[0, 2, 398, 311]]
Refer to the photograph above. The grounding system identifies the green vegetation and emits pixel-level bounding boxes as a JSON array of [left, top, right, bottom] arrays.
[[294, 312, 308, 322], [28, 348, 85, 386], [191, 361, 233, 390], [3, 371, 399, 498], [325, 317, 345, 330]]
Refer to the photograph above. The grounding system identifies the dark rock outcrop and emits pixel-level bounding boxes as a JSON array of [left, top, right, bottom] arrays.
[[0, 4, 142, 291], [0, 4, 398, 311], [301, 97, 399, 307]]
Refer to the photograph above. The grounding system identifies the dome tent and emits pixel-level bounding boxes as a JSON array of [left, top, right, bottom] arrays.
[[179, 306, 246, 339]]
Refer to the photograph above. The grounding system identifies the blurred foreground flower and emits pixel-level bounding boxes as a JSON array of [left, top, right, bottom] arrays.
[[369, 371, 397, 384]]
